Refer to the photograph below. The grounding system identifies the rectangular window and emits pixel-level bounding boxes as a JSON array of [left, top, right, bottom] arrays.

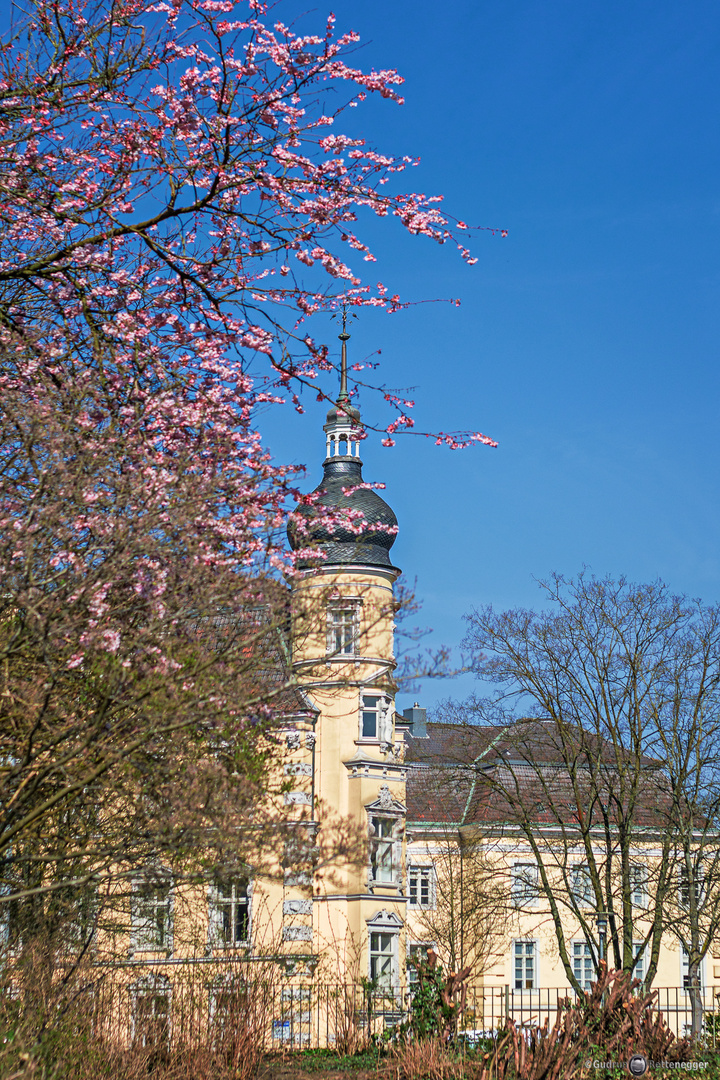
[[682, 948, 703, 991], [679, 867, 704, 909], [572, 941, 594, 990], [633, 943, 645, 984], [327, 606, 357, 657], [210, 978, 251, 1047], [407, 943, 433, 985], [361, 695, 381, 739], [630, 865, 647, 908], [370, 816, 395, 883], [513, 940, 536, 990], [133, 879, 172, 951], [370, 931, 394, 988], [213, 878, 250, 946], [408, 867, 434, 909], [571, 864, 592, 907], [133, 979, 171, 1049], [511, 863, 538, 907]]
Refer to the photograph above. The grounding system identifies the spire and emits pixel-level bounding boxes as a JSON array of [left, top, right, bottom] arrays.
[[324, 306, 361, 461], [338, 304, 350, 404]]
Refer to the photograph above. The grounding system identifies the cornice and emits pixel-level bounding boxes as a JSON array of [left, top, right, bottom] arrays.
[[293, 564, 400, 585], [346, 757, 406, 782]]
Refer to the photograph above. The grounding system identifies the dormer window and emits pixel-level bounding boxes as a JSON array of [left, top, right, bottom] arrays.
[[327, 602, 359, 657]]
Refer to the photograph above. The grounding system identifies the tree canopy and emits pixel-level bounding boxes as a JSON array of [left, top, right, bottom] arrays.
[[449, 573, 720, 1028]]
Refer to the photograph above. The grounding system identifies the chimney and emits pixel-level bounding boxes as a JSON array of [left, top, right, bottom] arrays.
[[403, 702, 428, 739]]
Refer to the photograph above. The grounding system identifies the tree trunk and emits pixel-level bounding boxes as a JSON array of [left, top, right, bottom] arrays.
[[688, 961, 704, 1040]]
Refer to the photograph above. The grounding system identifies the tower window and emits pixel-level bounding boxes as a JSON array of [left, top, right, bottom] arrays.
[[407, 943, 434, 986], [679, 866, 704, 909], [571, 864, 592, 907], [361, 695, 381, 739], [630, 864, 647, 908], [572, 941, 594, 990], [369, 815, 395, 883], [327, 605, 358, 657], [633, 943, 646, 984], [132, 975, 171, 1049], [370, 931, 394, 988]]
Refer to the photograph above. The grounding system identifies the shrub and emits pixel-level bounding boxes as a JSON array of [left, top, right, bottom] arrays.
[[404, 950, 472, 1043], [474, 963, 694, 1080]]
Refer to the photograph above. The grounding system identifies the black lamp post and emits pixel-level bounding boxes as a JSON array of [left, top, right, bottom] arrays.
[[596, 912, 608, 963]]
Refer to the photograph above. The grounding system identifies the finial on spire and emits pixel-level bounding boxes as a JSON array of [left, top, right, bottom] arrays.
[[332, 303, 356, 405]]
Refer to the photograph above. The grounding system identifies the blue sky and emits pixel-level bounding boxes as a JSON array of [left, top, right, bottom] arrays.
[[261, 0, 720, 710]]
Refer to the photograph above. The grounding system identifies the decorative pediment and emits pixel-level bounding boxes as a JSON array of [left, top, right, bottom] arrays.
[[365, 784, 405, 815], [366, 908, 404, 932]]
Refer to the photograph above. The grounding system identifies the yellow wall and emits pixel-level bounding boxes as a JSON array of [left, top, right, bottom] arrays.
[[292, 563, 407, 985]]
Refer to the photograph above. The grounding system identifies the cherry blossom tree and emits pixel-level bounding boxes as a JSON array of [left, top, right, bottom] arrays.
[[0, 0, 498, 945]]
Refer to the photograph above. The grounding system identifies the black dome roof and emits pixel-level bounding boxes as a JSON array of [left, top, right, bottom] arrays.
[[288, 456, 398, 569]]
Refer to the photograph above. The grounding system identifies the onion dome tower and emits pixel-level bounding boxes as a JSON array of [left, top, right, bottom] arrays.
[[286, 317, 406, 990], [288, 322, 398, 569]]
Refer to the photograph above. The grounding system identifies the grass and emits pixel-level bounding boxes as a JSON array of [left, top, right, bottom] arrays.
[[296, 1048, 385, 1071]]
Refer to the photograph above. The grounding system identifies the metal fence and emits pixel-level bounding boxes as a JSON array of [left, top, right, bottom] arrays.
[[270, 983, 402, 1048], [458, 986, 720, 1045], [269, 983, 720, 1049], [54, 973, 720, 1052]]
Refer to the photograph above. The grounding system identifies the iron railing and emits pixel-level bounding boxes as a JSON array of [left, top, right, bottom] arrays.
[[270, 983, 720, 1048]]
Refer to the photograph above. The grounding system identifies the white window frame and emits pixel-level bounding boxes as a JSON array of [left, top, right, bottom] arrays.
[[513, 939, 537, 991], [679, 866, 705, 909], [408, 866, 435, 910], [360, 693, 382, 740], [326, 602, 360, 658], [370, 815, 396, 884], [572, 940, 595, 990], [570, 864, 593, 908], [366, 909, 403, 992], [208, 973, 251, 1045], [407, 942, 434, 985], [633, 942, 646, 984], [209, 875, 252, 949], [511, 863, 539, 908], [132, 874, 173, 953], [370, 930, 395, 989], [629, 864, 647, 908], [131, 974, 171, 1049], [366, 789, 405, 891]]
